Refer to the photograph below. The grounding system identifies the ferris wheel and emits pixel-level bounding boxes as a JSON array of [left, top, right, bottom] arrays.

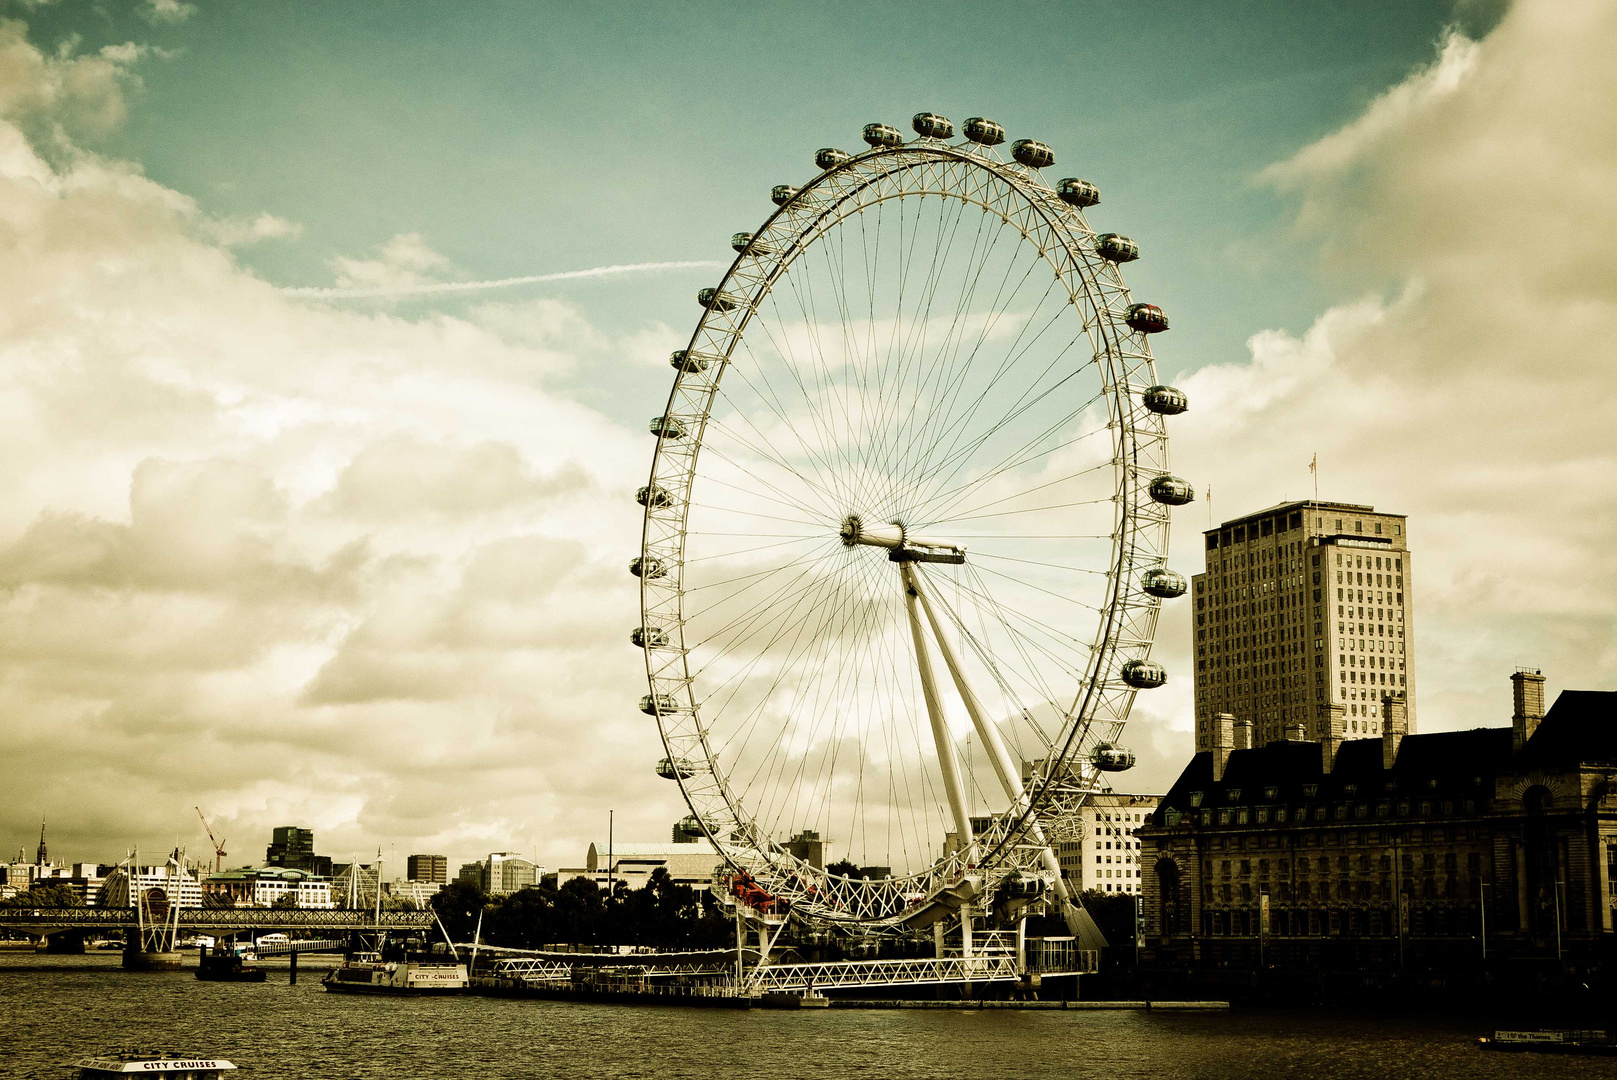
[[633, 112, 1192, 936]]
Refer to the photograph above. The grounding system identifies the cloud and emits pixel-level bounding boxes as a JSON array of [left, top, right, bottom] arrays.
[[0, 18, 686, 871], [1149, 0, 1617, 752], [0, 18, 144, 133], [140, 0, 196, 25], [208, 211, 301, 246]]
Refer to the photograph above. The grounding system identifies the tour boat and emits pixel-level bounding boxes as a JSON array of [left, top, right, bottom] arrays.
[[321, 951, 468, 995], [1479, 1030, 1615, 1055], [74, 1055, 236, 1077]]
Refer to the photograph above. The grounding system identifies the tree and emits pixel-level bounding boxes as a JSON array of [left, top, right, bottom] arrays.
[[270, 893, 299, 910], [0, 883, 84, 908], [429, 881, 488, 945]]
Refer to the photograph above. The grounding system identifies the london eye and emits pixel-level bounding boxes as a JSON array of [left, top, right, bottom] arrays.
[[633, 112, 1192, 939]]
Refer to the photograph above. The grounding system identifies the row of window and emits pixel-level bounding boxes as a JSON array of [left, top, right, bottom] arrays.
[[1216, 852, 1479, 876]]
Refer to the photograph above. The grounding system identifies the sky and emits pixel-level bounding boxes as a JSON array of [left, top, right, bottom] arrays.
[[1, 0, 1613, 877]]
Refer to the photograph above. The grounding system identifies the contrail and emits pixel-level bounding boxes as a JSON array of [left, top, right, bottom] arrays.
[[281, 259, 725, 299]]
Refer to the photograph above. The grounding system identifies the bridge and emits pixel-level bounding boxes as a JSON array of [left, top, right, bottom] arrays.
[[0, 907, 437, 934]]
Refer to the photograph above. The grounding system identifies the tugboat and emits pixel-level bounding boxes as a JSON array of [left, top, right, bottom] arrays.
[[74, 1054, 236, 1077], [321, 951, 468, 995], [196, 944, 265, 983]]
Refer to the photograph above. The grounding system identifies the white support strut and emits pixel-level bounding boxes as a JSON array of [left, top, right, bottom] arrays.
[[907, 563, 1095, 943], [901, 561, 975, 861]]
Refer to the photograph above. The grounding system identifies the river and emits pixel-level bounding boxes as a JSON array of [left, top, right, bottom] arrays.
[[1, 953, 1609, 1079]]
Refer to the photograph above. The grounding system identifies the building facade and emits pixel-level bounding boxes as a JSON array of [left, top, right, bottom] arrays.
[[265, 826, 332, 876], [455, 854, 541, 896], [406, 854, 447, 884], [1193, 500, 1414, 752], [1141, 673, 1617, 975], [202, 867, 334, 909], [1054, 793, 1160, 896], [558, 841, 719, 890]]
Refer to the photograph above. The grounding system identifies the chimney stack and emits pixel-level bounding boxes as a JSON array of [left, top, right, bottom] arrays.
[[1233, 716, 1254, 752], [1284, 723, 1307, 742], [1315, 702, 1345, 772], [1211, 713, 1235, 782], [1512, 667, 1546, 753], [1381, 695, 1407, 770]]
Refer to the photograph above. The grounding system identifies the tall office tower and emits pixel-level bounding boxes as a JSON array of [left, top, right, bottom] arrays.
[[406, 854, 448, 884], [1191, 500, 1414, 752]]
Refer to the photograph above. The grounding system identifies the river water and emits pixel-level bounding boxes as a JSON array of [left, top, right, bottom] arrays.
[[1, 953, 1610, 1079]]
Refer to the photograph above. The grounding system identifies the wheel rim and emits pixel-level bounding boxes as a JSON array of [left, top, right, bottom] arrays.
[[639, 137, 1173, 928]]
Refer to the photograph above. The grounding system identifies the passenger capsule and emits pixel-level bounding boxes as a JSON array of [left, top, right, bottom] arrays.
[[631, 625, 670, 649], [1096, 233, 1139, 263], [1141, 567, 1188, 599], [649, 415, 688, 439], [640, 693, 679, 716], [1148, 474, 1196, 506], [655, 756, 696, 780], [815, 147, 852, 170], [1121, 659, 1167, 689], [1057, 178, 1100, 208], [629, 556, 667, 580], [1011, 139, 1055, 168], [670, 350, 710, 374], [1002, 874, 1046, 899], [731, 232, 754, 253], [1092, 743, 1137, 772], [636, 484, 673, 509], [676, 814, 712, 837], [862, 122, 903, 148], [771, 184, 798, 206], [911, 112, 954, 139], [1125, 303, 1169, 334], [698, 287, 739, 312], [1142, 384, 1189, 415], [963, 117, 1006, 146]]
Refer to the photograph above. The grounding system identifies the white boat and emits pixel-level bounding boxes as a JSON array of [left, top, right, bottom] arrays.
[[75, 1055, 236, 1078], [321, 951, 468, 995]]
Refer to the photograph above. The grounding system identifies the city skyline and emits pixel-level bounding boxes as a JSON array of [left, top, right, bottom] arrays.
[[0, 1, 1613, 878]]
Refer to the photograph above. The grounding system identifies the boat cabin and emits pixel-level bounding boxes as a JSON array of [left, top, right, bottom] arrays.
[[76, 1057, 236, 1079]]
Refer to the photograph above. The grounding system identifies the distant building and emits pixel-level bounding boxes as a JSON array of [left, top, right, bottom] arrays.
[[265, 826, 332, 876], [558, 841, 718, 890], [1054, 793, 1161, 896], [203, 867, 334, 909], [455, 854, 541, 896], [406, 854, 447, 884], [1193, 500, 1415, 752], [783, 830, 831, 871], [388, 879, 442, 907], [1140, 672, 1617, 976]]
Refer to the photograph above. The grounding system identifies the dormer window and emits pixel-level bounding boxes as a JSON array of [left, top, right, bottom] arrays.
[[1303, 784, 1319, 798], [1343, 784, 1357, 796], [1263, 786, 1279, 800], [1227, 788, 1242, 802], [1189, 791, 1204, 808]]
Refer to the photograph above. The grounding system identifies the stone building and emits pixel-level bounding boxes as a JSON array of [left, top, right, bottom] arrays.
[[1193, 500, 1414, 752], [1140, 671, 1617, 974]]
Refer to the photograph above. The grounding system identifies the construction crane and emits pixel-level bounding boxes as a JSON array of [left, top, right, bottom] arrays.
[[195, 807, 226, 873]]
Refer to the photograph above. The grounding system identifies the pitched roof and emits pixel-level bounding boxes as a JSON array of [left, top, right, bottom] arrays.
[[1156, 690, 1617, 816]]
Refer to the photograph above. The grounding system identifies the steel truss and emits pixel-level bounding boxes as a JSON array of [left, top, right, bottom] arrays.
[[639, 128, 1174, 931]]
